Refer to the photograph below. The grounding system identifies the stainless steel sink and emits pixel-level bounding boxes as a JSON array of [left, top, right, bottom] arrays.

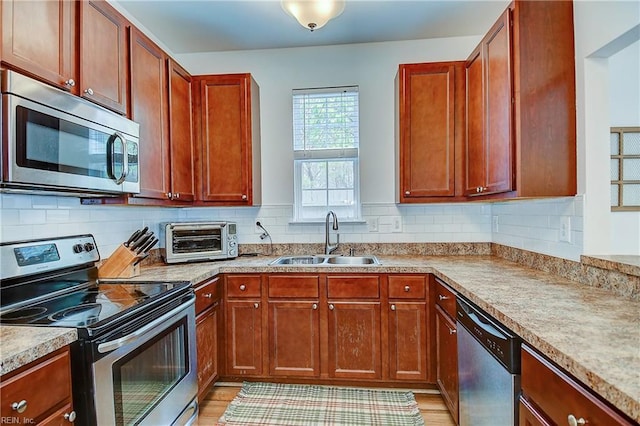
[[269, 255, 380, 266]]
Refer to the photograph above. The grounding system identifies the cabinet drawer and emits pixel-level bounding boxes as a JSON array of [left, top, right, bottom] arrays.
[[521, 345, 634, 425], [434, 278, 456, 318], [327, 276, 380, 299], [226, 275, 261, 298], [268, 275, 319, 298], [388, 275, 426, 299], [195, 277, 221, 314], [0, 348, 72, 422]]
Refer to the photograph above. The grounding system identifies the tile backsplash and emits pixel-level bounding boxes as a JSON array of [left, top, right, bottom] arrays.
[[0, 193, 583, 261]]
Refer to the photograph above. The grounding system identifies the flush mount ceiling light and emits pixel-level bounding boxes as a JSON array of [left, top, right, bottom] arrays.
[[281, 0, 346, 32]]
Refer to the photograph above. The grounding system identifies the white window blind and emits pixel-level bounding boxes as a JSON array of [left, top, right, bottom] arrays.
[[292, 86, 361, 221]]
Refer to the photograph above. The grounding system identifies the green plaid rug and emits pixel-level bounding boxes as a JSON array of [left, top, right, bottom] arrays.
[[217, 381, 425, 425]]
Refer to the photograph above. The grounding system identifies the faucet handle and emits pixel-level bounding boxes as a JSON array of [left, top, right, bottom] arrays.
[[349, 247, 356, 256]]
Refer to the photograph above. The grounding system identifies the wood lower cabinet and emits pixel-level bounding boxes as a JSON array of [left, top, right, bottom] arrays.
[[225, 275, 263, 376], [194, 277, 221, 401], [388, 275, 429, 381], [520, 344, 635, 426], [433, 278, 458, 423], [396, 62, 466, 202], [1, 0, 77, 92], [0, 346, 75, 425], [193, 73, 261, 205], [267, 275, 321, 378], [79, 0, 128, 114]]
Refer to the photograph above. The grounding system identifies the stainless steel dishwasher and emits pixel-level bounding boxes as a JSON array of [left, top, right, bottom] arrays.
[[457, 297, 521, 426]]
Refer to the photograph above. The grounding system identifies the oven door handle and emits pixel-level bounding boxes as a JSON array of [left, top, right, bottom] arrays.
[[97, 299, 194, 354]]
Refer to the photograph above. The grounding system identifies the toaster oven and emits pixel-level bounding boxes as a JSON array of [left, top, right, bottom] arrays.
[[160, 222, 238, 263]]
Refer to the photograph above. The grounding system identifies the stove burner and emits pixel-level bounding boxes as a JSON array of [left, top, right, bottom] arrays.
[[0, 306, 47, 322], [49, 303, 102, 326]]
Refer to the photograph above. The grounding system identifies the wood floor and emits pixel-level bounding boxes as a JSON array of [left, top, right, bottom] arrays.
[[196, 383, 456, 425]]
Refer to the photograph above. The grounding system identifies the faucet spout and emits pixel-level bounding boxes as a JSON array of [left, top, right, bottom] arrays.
[[325, 211, 340, 255]]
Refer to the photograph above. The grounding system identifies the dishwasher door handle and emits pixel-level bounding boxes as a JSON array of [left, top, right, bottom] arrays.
[[462, 309, 507, 341]]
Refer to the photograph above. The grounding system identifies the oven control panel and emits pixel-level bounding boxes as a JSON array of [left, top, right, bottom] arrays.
[[0, 235, 100, 280]]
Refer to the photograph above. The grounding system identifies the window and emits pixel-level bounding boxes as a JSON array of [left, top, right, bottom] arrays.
[[292, 86, 360, 221], [611, 127, 640, 210]]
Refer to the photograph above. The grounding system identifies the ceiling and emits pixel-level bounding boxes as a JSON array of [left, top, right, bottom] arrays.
[[115, 0, 511, 54]]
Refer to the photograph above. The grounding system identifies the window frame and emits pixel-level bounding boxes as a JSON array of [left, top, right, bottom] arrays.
[[610, 126, 640, 211], [291, 86, 362, 222]]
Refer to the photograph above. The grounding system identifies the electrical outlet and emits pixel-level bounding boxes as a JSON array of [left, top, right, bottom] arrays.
[[366, 218, 379, 232], [492, 215, 499, 233], [559, 216, 571, 243], [391, 216, 402, 233]]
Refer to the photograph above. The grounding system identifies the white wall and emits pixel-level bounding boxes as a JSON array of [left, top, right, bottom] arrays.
[[609, 40, 640, 255]]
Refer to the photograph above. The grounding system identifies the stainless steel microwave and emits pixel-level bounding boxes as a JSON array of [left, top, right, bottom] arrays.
[[160, 222, 238, 264], [1, 70, 140, 196]]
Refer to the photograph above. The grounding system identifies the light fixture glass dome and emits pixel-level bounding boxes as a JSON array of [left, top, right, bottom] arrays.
[[281, 0, 346, 32]]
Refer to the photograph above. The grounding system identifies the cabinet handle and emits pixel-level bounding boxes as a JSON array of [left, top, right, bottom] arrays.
[[11, 400, 27, 413], [64, 411, 77, 422], [390, 304, 396, 311], [312, 303, 318, 310], [167, 192, 173, 199], [438, 294, 449, 301], [404, 285, 410, 292], [175, 193, 180, 199], [567, 415, 586, 426], [405, 191, 410, 195], [64, 79, 76, 87], [448, 326, 457, 335], [239, 284, 246, 291], [328, 304, 335, 310], [254, 302, 259, 309], [84, 88, 94, 96], [202, 293, 212, 298], [242, 194, 248, 200]]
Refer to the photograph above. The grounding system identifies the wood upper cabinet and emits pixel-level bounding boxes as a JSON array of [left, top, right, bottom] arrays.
[[193, 73, 261, 205], [396, 62, 466, 202], [0, 346, 75, 424], [465, 0, 577, 199], [387, 275, 429, 381], [465, 9, 513, 197], [1, 0, 77, 91], [520, 344, 635, 426], [79, 0, 128, 114], [267, 275, 321, 378], [167, 59, 195, 202], [129, 28, 171, 200]]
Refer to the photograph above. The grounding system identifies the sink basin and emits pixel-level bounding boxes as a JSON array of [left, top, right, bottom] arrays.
[[269, 255, 380, 266]]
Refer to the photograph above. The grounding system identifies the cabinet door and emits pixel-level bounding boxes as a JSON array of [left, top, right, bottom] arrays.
[[130, 28, 170, 200], [435, 306, 459, 424], [268, 301, 320, 377], [168, 59, 195, 202], [465, 46, 485, 195], [196, 75, 253, 204], [196, 302, 220, 401], [226, 299, 262, 376], [398, 63, 462, 200], [327, 301, 381, 380], [1, 0, 77, 92], [388, 302, 428, 381], [483, 10, 513, 194], [79, 0, 128, 114]]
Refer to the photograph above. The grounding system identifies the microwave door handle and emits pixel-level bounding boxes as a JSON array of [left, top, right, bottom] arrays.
[[107, 132, 128, 185]]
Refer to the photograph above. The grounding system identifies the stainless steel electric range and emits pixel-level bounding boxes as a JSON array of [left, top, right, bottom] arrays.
[[0, 235, 198, 426]]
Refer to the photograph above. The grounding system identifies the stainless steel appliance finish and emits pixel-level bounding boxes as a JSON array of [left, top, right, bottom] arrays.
[[0, 235, 197, 426], [457, 297, 521, 426], [1, 69, 140, 196], [161, 221, 238, 263]]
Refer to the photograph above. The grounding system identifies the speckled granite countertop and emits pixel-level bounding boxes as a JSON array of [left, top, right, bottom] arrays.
[[0, 326, 77, 376], [2, 254, 638, 421]]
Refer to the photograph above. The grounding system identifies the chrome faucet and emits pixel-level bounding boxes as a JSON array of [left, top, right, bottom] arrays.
[[324, 211, 339, 255]]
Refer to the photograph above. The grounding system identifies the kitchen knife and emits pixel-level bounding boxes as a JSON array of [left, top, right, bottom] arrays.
[[125, 226, 148, 247], [129, 231, 153, 251], [136, 236, 158, 255]]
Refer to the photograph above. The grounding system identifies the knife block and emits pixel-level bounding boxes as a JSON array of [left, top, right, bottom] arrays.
[[98, 244, 141, 279]]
